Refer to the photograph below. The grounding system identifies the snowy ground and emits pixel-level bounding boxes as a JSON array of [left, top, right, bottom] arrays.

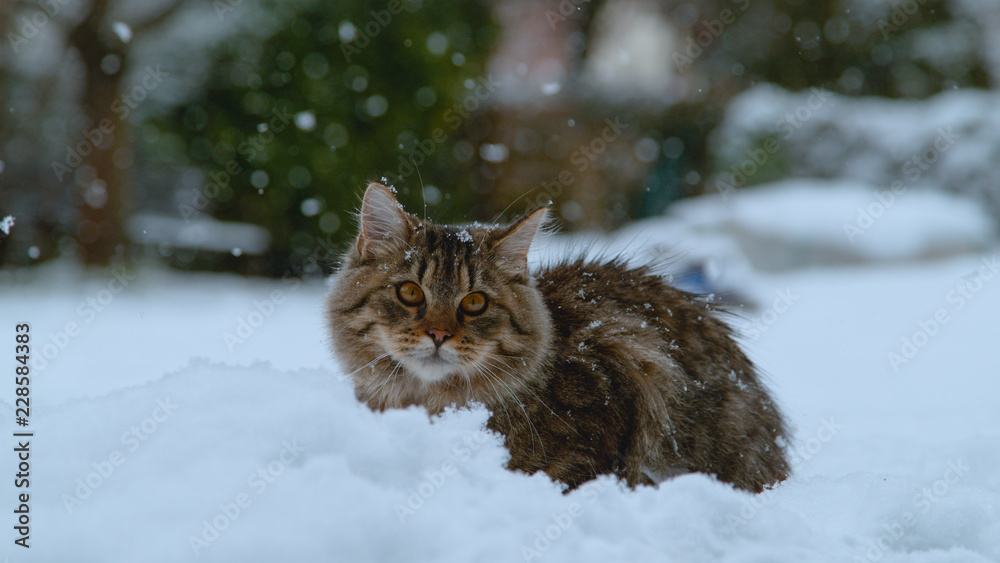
[[2, 185, 999, 562]]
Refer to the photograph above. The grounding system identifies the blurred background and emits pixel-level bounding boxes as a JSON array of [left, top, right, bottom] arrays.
[[1, 0, 999, 280]]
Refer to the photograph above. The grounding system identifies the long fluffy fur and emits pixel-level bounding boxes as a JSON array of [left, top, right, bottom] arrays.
[[326, 183, 789, 492]]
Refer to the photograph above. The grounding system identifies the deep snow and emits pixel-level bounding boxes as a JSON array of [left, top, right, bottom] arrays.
[[2, 186, 999, 562]]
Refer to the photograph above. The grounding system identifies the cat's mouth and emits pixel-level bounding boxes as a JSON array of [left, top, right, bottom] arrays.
[[401, 348, 465, 384], [421, 352, 450, 366]]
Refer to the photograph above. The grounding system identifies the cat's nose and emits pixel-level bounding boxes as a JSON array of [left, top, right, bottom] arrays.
[[426, 327, 452, 347]]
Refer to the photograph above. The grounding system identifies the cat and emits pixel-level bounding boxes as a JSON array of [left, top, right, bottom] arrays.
[[326, 181, 790, 492]]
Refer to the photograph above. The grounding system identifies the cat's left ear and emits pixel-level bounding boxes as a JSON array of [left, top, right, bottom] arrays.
[[494, 207, 547, 276], [356, 181, 411, 258]]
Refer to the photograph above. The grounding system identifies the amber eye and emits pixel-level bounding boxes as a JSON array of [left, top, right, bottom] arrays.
[[396, 282, 425, 306], [459, 292, 488, 316]]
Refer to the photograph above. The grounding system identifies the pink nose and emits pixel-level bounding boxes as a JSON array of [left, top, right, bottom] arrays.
[[426, 327, 452, 347]]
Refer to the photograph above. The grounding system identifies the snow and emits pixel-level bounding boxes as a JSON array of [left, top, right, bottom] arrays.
[[3, 183, 999, 562], [1, 214, 14, 235], [338, 21, 357, 43], [479, 143, 510, 163], [540, 81, 562, 95], [112, 21, 133, 44], [669, 179, 997, 270], [300, 198, 323, 217], [294, 111, 316, 132], [127, 213, 271, 255]]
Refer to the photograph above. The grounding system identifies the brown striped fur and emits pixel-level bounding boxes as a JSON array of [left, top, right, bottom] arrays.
[[326, 182, 789, 492]]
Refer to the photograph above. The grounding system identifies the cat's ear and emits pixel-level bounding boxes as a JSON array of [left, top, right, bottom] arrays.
[[356, 182, 411, 258], [494, 207, 547, 275]]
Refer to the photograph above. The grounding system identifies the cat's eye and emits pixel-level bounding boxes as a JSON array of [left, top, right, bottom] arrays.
[[460, 292, 488, 316], [396, 282, 424, 306]]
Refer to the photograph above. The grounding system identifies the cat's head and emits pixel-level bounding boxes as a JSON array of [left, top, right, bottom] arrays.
[[326, 182, 552, 412]]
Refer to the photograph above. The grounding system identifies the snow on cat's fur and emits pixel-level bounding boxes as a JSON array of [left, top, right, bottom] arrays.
[[326, 182, 789, 491]]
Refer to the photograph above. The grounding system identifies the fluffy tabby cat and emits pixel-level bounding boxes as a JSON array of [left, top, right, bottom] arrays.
[[326, 182, 789, 492]]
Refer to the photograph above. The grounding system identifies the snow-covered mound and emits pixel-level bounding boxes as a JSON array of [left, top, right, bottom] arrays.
[[712, 84, 1000, 220], [670, 179, 997, 271]]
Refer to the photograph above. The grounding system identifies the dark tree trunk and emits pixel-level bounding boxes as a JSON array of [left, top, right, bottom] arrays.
[[68, 0, 129, 266], [77, 67, 129, 266], [63, 0, 185, 266]]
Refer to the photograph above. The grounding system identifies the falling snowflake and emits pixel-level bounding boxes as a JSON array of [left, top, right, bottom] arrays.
[[541, 81, 561, 95], [112, 21, 132, 43], [294, 111, 316, 131]]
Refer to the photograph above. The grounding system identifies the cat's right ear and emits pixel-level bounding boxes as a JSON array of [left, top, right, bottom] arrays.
[[493, 206, 548, 277], [356, 182, 410, 258]]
